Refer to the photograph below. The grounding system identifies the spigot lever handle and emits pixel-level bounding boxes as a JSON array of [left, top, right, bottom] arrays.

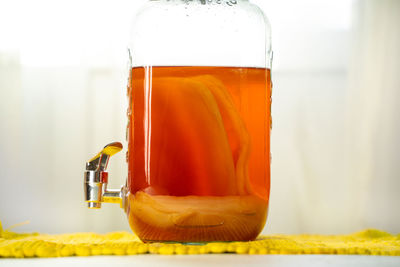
[[86, 142, 123, 171]]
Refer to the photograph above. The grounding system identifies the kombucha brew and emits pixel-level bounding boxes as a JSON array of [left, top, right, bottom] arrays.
[[126, 66, 271, 242]]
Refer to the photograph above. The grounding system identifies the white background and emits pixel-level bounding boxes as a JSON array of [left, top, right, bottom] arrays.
[[0, 0, 399, 235]]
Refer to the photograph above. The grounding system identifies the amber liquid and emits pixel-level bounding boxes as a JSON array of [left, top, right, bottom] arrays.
[[127, 66, 271, 242]]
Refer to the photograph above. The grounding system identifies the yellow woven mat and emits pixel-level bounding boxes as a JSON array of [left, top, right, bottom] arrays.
[[1, 222, 399, 257]]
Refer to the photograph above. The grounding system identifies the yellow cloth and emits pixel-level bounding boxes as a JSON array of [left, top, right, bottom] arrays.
[[0, 221, 399, 257]]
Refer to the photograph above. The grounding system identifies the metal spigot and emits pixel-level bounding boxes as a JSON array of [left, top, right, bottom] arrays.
[[84, 142, 126, 209]]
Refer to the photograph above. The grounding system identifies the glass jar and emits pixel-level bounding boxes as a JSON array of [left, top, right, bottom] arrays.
[[84, 0, 272, 243]]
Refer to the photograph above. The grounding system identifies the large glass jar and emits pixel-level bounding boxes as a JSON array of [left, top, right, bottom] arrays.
[[125, 0, 272, 242], [84, 0, 271, 243]]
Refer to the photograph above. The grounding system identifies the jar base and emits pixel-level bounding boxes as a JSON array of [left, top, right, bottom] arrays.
[[127, 192, 268, 242]]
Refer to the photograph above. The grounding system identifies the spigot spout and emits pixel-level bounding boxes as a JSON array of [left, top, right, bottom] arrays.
[[84, 142, 125, 209], [88, 202, 101, 209]]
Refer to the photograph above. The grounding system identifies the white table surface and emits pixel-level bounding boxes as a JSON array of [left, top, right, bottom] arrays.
[[1, 255, 400, 267]]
